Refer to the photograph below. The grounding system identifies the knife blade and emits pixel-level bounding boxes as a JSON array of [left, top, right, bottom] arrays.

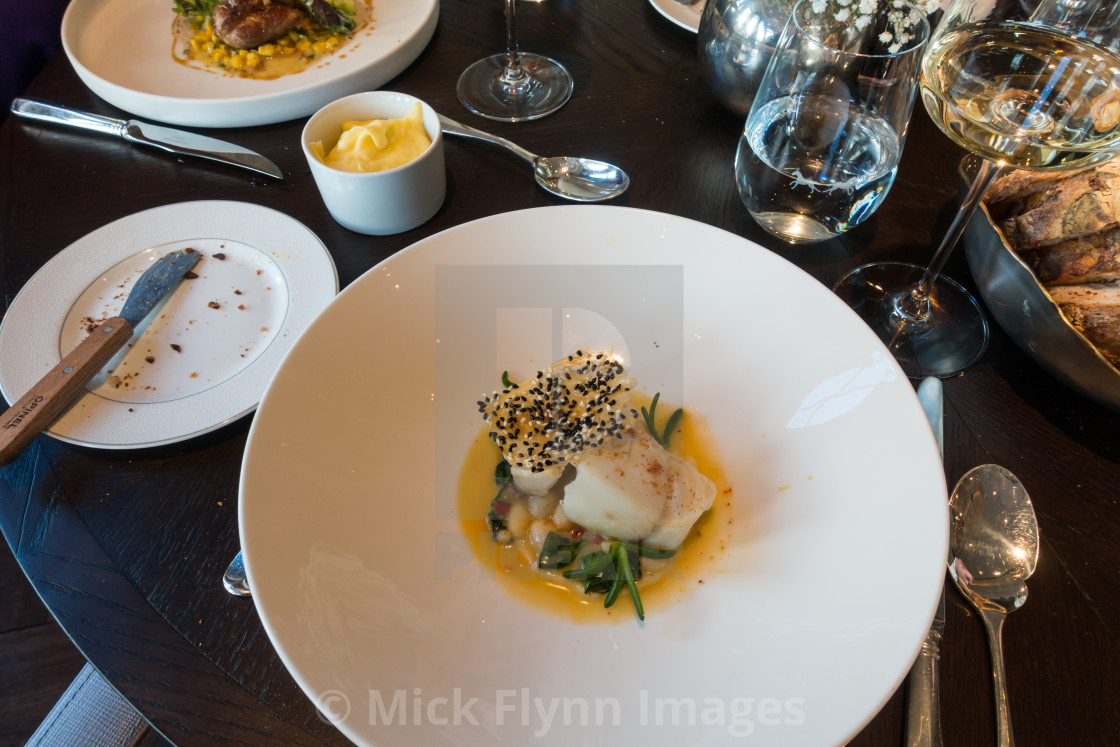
[[905, 376, 946, 747], [10, 98, 283, 180], [0, 248, 203, 466]]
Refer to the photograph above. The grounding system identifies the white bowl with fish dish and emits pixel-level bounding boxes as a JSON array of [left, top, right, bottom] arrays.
[[61, 0, 438, 127], [239, 205, 948, 746]]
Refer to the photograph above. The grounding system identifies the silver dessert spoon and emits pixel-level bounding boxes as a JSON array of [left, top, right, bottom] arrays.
[[438, 114, 630, 202], [949, 465, 1039, 747]]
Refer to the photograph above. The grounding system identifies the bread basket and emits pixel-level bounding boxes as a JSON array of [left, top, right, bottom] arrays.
[[961, 162, 1120, 412]]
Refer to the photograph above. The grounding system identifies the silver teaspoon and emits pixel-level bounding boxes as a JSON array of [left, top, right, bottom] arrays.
[[438, 114, 630, 202], [223, 551, 251, 597], [949, 465, 1039, 747]]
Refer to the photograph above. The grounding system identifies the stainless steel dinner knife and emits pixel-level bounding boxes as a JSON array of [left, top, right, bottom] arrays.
[[11, 98, 284, 180], [0, 248, 203, 466], [905, 376, 946, 747]]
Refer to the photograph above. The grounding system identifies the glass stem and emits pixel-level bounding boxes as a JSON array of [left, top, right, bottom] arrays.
[[896, 158, 1007, 321], [500, 0, 528, 89]]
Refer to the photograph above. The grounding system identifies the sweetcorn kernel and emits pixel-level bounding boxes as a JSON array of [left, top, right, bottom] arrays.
[[257, 44, 276, 57], [246, 51, 261, 66]]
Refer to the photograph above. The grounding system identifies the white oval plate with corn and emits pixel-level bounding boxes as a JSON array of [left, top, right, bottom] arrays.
[[60, 0, 439, 128]]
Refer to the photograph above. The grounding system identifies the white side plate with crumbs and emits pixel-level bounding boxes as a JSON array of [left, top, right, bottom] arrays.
[[61, 0, 438, 127], [0, 201, 337, 450], [239, 206, 947, 747]]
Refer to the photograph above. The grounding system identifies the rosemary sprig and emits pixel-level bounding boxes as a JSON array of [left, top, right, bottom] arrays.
[[569, 541, 675, 621], [603, 544, 624, 609], [641, 392, 684, 449], [617, 543, 643, 620], [562, 551, 613, 580]]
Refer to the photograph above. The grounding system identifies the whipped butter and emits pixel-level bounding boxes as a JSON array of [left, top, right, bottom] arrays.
[[311, 103, 431, 172]]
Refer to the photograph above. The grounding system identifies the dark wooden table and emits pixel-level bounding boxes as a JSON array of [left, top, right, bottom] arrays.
[[2, 1, 1118, 744]]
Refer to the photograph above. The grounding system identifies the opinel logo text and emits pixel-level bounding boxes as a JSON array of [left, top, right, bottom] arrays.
[[3, 396, 44, 429]]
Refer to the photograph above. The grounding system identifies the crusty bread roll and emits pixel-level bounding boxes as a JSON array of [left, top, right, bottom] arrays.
[[1020, 227, 1120, 286], [985, 162, 1120, 371], [1046, 284, 1120, 367], [1001, 187, 1120, 250], [985, 169, 1070, 208]]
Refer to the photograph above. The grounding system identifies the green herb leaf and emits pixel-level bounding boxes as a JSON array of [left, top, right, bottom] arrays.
[[617, 543, 645, 621], [640, 392, 661, 438], [621, 542, 677, 560], [172, 0, 221, 17], [661, 407, 684, 447], [494, 460, 512, 486], [501, 370, 514, 388], [486, 488, 513, 543], [641, 392, 684, 449], [538, 532, 581, 569], [562, 550, 612, 580], [602, 545, 624, 608]]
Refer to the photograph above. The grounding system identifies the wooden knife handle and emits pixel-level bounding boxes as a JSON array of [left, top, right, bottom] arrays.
[[0, 318, 134, 466]]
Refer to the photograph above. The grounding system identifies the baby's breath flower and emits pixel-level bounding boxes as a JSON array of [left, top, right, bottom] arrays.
[[807, 0, 931, 49]]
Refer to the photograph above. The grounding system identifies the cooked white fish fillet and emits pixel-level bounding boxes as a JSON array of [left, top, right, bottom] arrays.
[[562, 428, 716, 549]]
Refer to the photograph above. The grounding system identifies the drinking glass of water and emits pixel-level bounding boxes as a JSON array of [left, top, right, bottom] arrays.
[[735, 0, 930, 243]]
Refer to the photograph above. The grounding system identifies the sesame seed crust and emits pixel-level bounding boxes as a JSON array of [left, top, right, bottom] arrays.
[[478, 351, 633, 471]]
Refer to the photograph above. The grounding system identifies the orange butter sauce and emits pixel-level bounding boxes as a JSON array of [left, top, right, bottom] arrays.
[[457, 394, 733, 623]]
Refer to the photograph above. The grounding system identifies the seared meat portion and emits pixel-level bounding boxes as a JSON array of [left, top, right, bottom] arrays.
[[305, 0, 354, 31], [212, 0, 305, 50]]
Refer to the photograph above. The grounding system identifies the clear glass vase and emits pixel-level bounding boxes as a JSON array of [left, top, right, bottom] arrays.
[[697, 0, 798, 118]]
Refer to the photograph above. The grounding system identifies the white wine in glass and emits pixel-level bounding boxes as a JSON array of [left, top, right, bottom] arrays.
[[834, 0, 1120, 378], [457, 0, 573, 122]]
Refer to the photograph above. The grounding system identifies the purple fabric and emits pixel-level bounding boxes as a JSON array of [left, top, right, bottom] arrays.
[[1, 1, 70, 117]]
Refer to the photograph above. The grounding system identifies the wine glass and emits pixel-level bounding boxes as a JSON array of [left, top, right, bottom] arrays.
[[834, 0, 1120, 378], [457, 0, 573, 122]]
